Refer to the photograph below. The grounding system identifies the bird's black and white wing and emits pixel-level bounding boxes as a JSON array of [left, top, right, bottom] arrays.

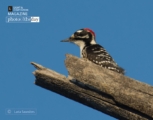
[[83, 44, 124, 74]]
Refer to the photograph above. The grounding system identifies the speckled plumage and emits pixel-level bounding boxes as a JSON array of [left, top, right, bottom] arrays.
[[82, 44, 124, 74]]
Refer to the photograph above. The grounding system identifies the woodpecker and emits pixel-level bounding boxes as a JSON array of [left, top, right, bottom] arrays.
[[61, 28, 124, 74]]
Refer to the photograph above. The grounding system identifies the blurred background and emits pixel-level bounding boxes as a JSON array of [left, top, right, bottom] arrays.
[[1, 0, 153, 120]]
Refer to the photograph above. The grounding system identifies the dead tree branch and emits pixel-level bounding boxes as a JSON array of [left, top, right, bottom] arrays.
[[31, 54, 153, 120]]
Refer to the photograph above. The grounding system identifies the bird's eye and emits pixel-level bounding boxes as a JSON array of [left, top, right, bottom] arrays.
[[77, 32, 86, 36], [81, 30, 88, 36], [79, 32, 85, 36], [74, 32, 80, 36]]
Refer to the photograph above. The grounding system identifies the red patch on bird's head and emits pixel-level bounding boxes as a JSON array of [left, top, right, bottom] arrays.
[[84, 28, 95, 36]]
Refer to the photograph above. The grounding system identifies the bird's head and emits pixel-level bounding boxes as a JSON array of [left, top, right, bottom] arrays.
[[61, 28, 96, 48]]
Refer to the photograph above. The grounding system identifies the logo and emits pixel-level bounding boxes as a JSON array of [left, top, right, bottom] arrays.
[[6, 6, 40, 23], [8, 6, 13, 12]]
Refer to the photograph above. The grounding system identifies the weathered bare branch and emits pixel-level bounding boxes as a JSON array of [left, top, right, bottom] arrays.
[[31, 54, 153, 120]]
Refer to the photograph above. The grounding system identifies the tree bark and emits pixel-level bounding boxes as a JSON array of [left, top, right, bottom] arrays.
[[31, 54, 153, 120]]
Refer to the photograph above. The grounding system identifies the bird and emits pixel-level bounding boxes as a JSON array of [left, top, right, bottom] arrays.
[[61, 28, 124, 74]]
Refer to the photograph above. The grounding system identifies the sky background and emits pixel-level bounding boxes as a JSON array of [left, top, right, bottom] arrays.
[[1, 0, 153, 120]]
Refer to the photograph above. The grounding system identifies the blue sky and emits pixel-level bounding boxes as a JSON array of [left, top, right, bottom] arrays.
[[1, 0, 153, 120]]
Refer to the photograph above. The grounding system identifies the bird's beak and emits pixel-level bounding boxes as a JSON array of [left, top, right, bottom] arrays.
[[61, 35, 75, 42], [60, 38, 71, 42]]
